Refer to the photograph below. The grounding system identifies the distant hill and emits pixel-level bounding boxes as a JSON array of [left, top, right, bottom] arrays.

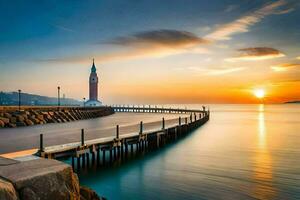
[[284, 101, 300, 104], [0, 91, 81, 106]]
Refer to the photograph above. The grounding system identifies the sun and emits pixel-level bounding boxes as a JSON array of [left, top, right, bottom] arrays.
[[254, 89, 265, 99]]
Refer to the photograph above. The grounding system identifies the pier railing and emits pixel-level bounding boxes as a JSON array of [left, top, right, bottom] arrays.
[[38, 107, 210, 171], [111, 105, 207, 114]]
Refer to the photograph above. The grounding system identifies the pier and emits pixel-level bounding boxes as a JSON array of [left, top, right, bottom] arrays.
[[38, 106, 210, 171]]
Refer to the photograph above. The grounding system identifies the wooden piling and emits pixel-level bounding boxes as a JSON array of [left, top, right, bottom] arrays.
[[81, 129, 85, 146], [77, 156, 81, 170], [39, 134, 44, 152], [116, 125, 119, 139]]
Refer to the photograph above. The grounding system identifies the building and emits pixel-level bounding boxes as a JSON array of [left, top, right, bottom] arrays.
[[84, 59, 102, 107]]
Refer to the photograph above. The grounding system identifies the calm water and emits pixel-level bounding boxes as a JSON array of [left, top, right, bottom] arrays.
[[78, 104, 300, 200]]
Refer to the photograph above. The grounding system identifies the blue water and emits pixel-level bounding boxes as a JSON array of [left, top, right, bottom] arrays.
[[78, 104, 300, 200]]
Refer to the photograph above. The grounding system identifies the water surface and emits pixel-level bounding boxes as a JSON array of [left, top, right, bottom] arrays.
[[79, 104, 300, 200]]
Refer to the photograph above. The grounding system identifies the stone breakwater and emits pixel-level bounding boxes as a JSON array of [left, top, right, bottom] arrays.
[[0, 157, 105, 200], [0, 107, 114, 128]]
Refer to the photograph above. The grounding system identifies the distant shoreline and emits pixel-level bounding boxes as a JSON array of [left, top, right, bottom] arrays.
[[284, 101, 300, 104]]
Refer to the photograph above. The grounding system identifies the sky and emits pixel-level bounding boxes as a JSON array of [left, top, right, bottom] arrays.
[[0, 0, 300, 104]]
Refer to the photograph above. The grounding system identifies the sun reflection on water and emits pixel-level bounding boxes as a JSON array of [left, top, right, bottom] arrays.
[[252, 104, 276, 199]]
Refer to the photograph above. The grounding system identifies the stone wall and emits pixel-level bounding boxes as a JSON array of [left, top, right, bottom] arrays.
[[0, 107, 114, 128]]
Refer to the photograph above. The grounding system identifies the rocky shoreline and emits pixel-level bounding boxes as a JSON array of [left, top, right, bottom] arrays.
[[0, 107, 114, 128], [0, 157, 105, 200]]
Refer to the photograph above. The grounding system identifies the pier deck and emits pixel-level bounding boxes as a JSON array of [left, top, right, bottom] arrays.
[[38, 106, 210, 170]]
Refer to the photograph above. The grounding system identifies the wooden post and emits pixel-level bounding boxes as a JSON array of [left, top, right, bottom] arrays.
[[102, 149, 106, 165], [179, 117, 181, 126], [77, 156, 81, 170], [97, 148, 100, 166], [116, 125, 119, 139], [162, 117, 165, 129], [86, 153, 90, 168], [125, 142, 128, 158], [92, 152, 95, 165], [185, 117, 188, 124], [82, 154, 86, 168], [81, 129, 85, 146], [190, 114, 192, 123], [39, 134, 44, 152], [194, 113, 196, 121], [110, 148, 113, 164], [140, 121, 143, 135], [114, 147, 116, 160]]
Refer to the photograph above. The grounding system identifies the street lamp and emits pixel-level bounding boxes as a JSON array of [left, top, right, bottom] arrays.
[[57, 86, 61, 110], [83, 97, 86, 107], [18, 89, 21, 111]]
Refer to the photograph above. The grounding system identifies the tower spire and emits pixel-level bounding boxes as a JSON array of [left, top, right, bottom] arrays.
[[91, 58, 96, 73]]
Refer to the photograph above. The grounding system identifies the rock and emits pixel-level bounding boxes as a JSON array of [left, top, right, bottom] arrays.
[[0, 120, 5, 128], [16, 115, 25, 122], [8, 123, 16, 128], [0, 158, 80, 200], [25, 119, 34, 126], [0, 178, 18, 200], [4, 113, 12, 119], [80, 186, 104, 200], [10, 117, 17, 124], [0, 117, 9, 124], [30, 118, 40, 124], [36, 115, 44, 121]]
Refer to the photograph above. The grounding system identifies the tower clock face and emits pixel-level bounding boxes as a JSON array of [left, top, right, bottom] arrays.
[[91, 76, 98, 83]]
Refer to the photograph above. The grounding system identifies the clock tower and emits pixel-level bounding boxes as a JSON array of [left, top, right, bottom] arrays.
[[85, 59, 102, 106]]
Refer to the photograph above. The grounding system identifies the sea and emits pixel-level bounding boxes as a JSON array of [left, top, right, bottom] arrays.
[[78, 104, 300, 200], [1, 104, 299, 199]]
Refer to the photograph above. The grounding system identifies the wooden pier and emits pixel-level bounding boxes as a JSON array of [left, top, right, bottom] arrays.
[[38, 106, 210, 171], [111, 105, 207, 114]]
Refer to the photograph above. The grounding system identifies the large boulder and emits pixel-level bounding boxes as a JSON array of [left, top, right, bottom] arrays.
[[10, 117, 17, 124], [4, 113, 12, 119], [24, 119, 34, 126], [0, 120, 5, 128], [16, 115, 25, 122], [0, 117, 10, 124], [0, 158, 80, 200], [0, 178, 18, 200]]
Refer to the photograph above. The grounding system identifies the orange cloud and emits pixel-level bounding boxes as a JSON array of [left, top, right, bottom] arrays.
[[271, 63, 300, 72], [205, 0, 294, 41], [187, 66, 245, 75], [226, 47, 285, 62]]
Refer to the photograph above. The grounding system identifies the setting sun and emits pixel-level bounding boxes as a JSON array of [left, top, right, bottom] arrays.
[[254, 89, 265, 99]]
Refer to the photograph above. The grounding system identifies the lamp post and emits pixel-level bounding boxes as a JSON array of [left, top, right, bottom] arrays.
[[18, 89, 21, 111], [57, 86, 60, 110]]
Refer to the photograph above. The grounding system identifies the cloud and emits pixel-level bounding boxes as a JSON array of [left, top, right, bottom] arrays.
[[186, 66, 245, 75], [225, 47, 285, 62], [297, 56, 300, 60], [109, 29, 208, 48], [205, 0, 295, 41], [271, 63, 300, 72], [38, 29, 211, 64]]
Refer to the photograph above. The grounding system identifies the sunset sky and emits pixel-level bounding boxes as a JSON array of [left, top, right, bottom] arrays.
[[0, 0, 300, 104]]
